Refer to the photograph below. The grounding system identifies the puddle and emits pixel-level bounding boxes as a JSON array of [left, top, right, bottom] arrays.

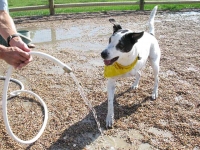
[[85, 129, 154, 149], [160, 70, 176, 78], [159, 119, 169, 126], [31, 28, 52, 43], [30, 27, 82, 44], [24, 25, 107, 52], [181, 11, 200, 16], [149, 128, 172, 138], [175, 96, 195, 108], [193, 146, 200, 150], [89, 26, 105, 37], [178, 79, 190, 86], [89, 58, 104, 67], [57, 41, 104, 51], [14, 11, 200, 53], [138, 143, 154, 150], [164, 11, 200, 22], [187, 66, 199, 72], [175, 95, 183, 102], [148, 127, 173, 139], [43, 66, 64, 75]]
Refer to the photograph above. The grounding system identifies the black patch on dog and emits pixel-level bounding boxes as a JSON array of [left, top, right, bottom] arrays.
[[120, 29, 129, 33], [113, 24, 122, 33], [113, 29, 128, 35], [109, 37, 111, 43], [109, 18, 122, 33], [116, 32, 144, 53], [138, 55, 142, 60]]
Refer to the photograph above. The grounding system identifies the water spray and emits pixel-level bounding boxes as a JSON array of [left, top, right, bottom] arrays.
[[1, 51, 72, 144]]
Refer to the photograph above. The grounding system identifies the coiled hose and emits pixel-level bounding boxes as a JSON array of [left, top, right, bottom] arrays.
[[1, 51, 72, 144]]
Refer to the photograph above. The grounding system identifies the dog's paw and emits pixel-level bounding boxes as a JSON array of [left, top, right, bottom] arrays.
[[131, 84, 138, 89], [131, 80, 140, 89], [152, 91, 158, 100], [106, 114, 114, 129]]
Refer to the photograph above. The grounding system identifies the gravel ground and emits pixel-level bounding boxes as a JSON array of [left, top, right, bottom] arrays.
[[0, 9, 200, 150]]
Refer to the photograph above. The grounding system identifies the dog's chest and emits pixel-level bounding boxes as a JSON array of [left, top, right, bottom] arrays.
[[128, 62, 143, 75], [117, 59, 145, 78]]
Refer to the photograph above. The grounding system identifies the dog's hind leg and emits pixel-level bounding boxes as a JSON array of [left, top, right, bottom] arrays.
[[106, 78, 116, 128], [149, 57, 160, 99], [131, 71, 141, 89]]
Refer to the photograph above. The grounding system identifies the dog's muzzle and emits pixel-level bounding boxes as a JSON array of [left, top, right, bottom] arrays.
[[101, 50, 108, 59], [101, 50, 119, 66]]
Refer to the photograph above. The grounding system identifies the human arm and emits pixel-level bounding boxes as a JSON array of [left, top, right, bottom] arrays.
[[0, 9, 32, 69]]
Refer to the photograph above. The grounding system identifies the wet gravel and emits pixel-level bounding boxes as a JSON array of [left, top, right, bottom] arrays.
[[0, 10, 200, 149]]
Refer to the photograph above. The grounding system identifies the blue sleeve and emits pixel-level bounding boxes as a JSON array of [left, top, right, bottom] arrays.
[[0, 0, 8, 11]]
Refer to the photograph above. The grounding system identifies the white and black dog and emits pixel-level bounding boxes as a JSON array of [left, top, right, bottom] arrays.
[[101, 6, 160, 128]]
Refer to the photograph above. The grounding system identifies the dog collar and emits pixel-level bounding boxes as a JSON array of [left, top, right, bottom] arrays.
[[104, 55, 139, 78]]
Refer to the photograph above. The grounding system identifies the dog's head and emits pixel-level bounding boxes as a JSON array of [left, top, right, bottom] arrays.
[[101, 19, 144, 66]]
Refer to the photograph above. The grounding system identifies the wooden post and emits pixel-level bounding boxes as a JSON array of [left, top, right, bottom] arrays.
[[140, 0, 144, 11], [49, 0, 55, 15]]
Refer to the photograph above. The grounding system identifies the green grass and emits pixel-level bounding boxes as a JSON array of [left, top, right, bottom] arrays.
[[8, 0, 200, 18]]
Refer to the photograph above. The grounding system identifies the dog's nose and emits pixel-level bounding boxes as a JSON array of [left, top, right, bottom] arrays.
[[101, 50, 108, 59]]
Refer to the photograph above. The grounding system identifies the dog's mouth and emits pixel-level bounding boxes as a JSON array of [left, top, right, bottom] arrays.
[[104, 56, 119, 66]]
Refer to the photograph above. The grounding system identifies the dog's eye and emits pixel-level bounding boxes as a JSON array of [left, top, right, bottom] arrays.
[[116, 42, 124, 50]]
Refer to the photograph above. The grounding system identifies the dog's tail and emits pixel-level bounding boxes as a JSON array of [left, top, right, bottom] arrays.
[[149, 6, 158, 36]]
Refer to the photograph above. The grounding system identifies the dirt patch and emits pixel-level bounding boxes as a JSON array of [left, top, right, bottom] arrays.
[[0, 10, 200, 150]]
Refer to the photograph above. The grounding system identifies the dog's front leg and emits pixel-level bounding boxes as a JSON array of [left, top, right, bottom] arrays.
[[106, 78, 116, 128], [132, 71, 141, 89]]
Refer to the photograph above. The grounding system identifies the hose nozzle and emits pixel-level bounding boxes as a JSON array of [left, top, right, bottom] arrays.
[[29, 51, 72, 74], [63, 65, 72, 73]]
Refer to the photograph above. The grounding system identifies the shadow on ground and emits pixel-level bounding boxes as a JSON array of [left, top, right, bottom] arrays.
[[25, 88, 152, 150]]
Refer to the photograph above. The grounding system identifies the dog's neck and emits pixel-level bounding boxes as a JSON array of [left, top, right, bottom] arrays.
[[117, 49, 138, 66]]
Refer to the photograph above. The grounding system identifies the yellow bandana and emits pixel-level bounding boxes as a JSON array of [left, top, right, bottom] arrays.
[[104, 56, 139, 78]]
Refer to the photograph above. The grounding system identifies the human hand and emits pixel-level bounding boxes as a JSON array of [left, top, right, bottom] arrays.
[[9, 36, 32, 69], [1, 46, 31, 69]]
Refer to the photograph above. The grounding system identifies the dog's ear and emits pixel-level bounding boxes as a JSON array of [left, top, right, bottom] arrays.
[[128, 32, 144, 43], [113, 24, 122, 33], [109, 18, 122, 33], [109, 18, 116, 24]]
